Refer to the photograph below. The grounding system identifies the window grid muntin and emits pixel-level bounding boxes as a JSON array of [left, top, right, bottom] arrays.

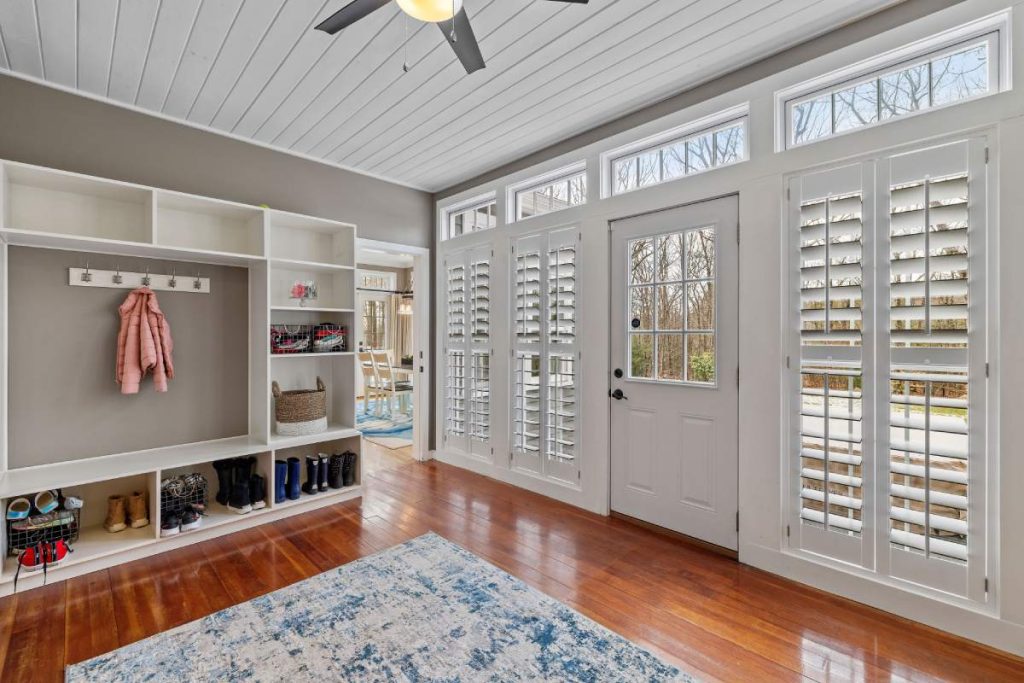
[[627, 227, 717, 385], [788, 34, 997, 148], [611, 118, 748, 196]]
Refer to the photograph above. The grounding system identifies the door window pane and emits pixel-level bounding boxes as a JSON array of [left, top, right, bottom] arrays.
[[631, 334, 654, 379], [657, 334, 684, 381], [686, 281, 715, 331], [685, 228, 716, 279], [686, 334, 716, 383], [657, 284, 683, 331], [630, 286, 654, 330]]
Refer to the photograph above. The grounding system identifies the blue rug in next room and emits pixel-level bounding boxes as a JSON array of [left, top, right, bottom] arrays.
[[357, 399, 413, 445], [66, 533, 692, 682]]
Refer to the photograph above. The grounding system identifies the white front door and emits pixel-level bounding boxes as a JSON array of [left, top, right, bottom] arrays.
[[610, 196, 739, 550]]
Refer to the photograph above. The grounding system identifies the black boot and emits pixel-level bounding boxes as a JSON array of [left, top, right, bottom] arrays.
[[342, 451, 357, 487], [317, 454, 329, 492], [213, 459, 233, 505], [250, 474, 267, 510], [228, 479, 252, 514], [301, 456, 319, 495], [328, 454, 343, 489]]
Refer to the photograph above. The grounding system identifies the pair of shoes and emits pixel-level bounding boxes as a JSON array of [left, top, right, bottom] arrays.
[[160, 504, 203, 537], [13, 540, 72, 592], [273, 459, 304, 502], [301, 454, 330, 495], [6, 490, 61, 521], [326, 452, 358, 489], [214, 458, 267, 514], [105, 492, 149, 533]]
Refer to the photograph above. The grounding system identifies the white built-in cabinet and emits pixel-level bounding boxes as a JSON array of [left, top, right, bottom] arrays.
[[0, 159, 362, 594]]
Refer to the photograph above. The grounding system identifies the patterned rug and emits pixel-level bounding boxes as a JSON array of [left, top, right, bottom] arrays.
[[357, 398, 413, 447], [67, 533, 690, 682]]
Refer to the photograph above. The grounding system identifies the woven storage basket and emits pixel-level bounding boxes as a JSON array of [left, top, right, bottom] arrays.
[[273, 376, 328, 436]]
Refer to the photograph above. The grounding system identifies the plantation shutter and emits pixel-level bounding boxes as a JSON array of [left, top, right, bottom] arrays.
[[444, 247, 492, 458], [789, 139, 989, 601], [883, 140, 986, 600], [512, 228, 581, 484], [790, 162, 874, 568]]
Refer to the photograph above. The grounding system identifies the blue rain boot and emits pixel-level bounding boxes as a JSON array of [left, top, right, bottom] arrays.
[[274, 460, 287, 503], [286, 457, 301, 501]]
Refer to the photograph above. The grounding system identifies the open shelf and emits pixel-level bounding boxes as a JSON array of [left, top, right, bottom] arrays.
[[270, 258, 353, 273], [271, 306, 354, 313], [156, 191, 264, 257], [273, 484, 360, 512], [3, 163, 153, 243], [2, 523, 156, 582], [269, 424, 360, 450], [271, 352, 355, 359], [268, 210, 355, 267]]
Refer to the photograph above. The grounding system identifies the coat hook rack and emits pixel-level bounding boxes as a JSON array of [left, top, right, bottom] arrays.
[[68, 267, 211, 294]]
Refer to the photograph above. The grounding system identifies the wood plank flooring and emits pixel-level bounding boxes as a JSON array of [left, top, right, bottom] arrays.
[[0, 442, 1021, 682]]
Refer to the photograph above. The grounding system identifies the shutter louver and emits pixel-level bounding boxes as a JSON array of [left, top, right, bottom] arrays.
[[469, 257, 491, 444], [445, 263, 466, 438]]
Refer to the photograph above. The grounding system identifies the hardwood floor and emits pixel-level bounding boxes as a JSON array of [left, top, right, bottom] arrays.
[[1, 442, 1021, 682]]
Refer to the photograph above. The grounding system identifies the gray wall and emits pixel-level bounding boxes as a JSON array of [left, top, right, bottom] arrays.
[[8, 247, 249, 467], [0, 74, 434, 249]]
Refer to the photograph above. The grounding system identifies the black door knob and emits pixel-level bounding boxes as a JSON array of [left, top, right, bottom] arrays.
[[610, 388, 627, 401]]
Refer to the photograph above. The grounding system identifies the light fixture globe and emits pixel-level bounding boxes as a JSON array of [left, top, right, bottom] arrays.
[[396, 0, 463, 23]]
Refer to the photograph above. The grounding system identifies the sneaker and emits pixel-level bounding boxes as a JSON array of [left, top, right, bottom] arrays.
[[6, 497, 31, 520], [34, 490, 59, 515], [180, 505, 202, 532], [160, 512, 181, 537]]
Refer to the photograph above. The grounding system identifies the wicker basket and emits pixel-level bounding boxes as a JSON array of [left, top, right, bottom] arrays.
[[273, 376, 328, 436]]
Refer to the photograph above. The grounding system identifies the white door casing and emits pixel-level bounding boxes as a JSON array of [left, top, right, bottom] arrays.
[[610, 196, 739, 550]]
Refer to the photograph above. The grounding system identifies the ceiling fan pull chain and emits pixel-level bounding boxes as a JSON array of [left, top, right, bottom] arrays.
[[450, 0, 457, 42], [403, 12, 410, 73]]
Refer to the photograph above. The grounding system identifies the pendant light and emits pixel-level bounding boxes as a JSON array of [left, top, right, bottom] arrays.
[[395, 0, 463, 23]]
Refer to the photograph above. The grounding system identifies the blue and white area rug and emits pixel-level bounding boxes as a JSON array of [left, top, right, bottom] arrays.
[[357, 398, 413, 448], [67, 533, 691, 682]]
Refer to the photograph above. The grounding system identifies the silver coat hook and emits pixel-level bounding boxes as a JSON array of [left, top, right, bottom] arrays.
[[81, 263, 92, 283], [169, 269, 177, 288], [142, 268, 151, 287], [112, 265, 123, 285], [193, 271, 202, 291]]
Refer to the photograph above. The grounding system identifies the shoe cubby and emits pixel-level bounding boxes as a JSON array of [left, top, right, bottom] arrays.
[[0, 158, 362, 594], [155, 191, 265, 258], [158, 452, 275, 535], [270, 309, 355, 357], [271, 435, 362, 512], [2, 163, 154, 244], [2, 472, 160, 585]]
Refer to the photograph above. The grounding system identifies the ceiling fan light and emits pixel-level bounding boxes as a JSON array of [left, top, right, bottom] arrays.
[[396, 0, 463, 23]]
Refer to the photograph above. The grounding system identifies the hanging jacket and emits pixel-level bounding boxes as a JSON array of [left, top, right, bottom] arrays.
[[116, 287, 174, 394]]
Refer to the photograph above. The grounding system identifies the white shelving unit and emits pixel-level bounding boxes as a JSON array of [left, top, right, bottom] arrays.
[[0, 159, 362, 594]]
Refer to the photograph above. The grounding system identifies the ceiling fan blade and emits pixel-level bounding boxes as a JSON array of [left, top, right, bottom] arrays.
[[439, 8, 485, 75], [315, 0, 390, 35]]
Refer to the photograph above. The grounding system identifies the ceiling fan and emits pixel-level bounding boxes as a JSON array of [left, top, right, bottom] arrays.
[[315, 0, 590, 75]]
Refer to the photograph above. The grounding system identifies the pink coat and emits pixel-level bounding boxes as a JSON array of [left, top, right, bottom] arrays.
[[116, 288, 174, 394]]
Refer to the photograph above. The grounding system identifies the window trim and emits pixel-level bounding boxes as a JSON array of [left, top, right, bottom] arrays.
[[507, 162, 588, 223], [441, 192, 498, 242], [601, 104, 750, 198], [774, 10, 1011, 151]]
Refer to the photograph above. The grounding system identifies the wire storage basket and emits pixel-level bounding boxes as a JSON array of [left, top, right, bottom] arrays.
[[160, 473, 208, 517], [6, 509, 80, 556], [271, 324, 347, 355]]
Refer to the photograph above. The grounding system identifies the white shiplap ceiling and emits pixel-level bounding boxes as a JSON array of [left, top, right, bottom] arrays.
[[0, 0, 901, 191]]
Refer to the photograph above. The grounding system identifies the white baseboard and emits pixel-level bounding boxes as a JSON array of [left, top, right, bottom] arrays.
[[741, 541, 1024, 657]]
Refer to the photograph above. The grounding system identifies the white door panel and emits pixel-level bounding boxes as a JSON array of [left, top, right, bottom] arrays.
[[610, 196, 739, 550]]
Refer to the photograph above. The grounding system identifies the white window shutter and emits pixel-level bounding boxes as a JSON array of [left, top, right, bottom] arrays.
[[511, 228, 581, 484]]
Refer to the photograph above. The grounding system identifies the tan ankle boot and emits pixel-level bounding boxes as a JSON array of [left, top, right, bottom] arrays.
[[128, 491, 150, 529], [105, 495, 127, 533]]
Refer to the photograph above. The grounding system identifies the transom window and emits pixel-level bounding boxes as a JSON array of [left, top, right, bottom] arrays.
[[611, 118, 747, 196], [780, 14, 1007, 149], [446, 198, 497, 240], [627, 227, 716, 384], [515, 169, 587, 221]]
